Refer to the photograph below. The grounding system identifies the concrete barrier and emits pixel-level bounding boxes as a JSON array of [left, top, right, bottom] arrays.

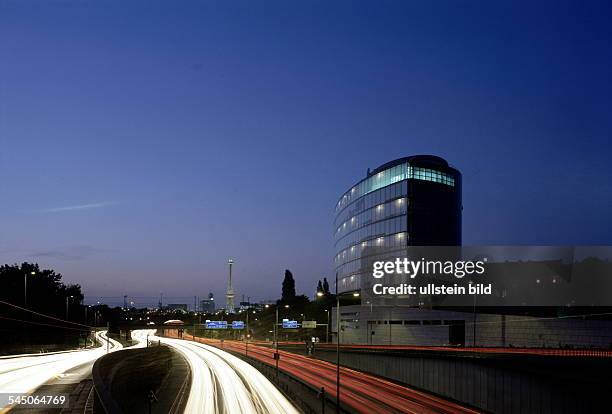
[[303, 347, 612, 414]]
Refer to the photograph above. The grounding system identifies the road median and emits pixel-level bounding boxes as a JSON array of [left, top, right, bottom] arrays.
[[92, 345, 190, 414]]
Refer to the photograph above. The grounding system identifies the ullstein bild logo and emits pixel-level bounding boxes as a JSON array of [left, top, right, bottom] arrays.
[[372, 258, 487, 279]]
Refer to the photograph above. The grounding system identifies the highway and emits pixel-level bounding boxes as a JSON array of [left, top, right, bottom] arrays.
[[181, 334, 480, 414], [0, 330, 141, 413], [1, 329, 486, 413], [0, 331, 122, 396], [248, 340, 612, 358], [150, 333, 298, 414]]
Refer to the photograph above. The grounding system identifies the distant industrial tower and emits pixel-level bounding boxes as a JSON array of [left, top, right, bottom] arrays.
[[226, 259, 235, 313]]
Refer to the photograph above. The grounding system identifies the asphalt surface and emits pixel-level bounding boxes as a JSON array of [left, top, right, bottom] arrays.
[[189, 336, 482, 414], [0, 330, 149, 413]]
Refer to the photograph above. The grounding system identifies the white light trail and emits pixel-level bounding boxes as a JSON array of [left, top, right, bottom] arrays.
[[151, 334, 298, 414], [0, 330, 130, 404]]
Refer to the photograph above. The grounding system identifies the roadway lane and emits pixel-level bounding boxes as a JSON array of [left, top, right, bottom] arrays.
[[150, 333, 298, 414], [0, 331, 121, 393], [190, 336, 481, 414], [0, 331, 126, 412], [252, 341, 612, 358], [129, 329, 154, 348], [2, 330, 153, 413]]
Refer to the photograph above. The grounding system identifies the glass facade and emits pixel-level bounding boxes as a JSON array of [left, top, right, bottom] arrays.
[[334, 157, 461, 293], [335, 162, 455, 213]]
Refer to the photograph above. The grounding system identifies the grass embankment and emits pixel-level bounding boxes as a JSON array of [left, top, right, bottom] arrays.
[[95, 345, 190, 414]]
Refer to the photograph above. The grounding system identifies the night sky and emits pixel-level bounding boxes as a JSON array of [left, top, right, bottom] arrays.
[[1, 1, 610, 307]]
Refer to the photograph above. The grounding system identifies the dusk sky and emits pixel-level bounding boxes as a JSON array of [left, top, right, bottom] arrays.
[[1, 1, 610, 307]]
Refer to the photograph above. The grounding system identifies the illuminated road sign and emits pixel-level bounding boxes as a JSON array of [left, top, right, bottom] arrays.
[[282, 320, 299, 329], [302, 321, 317, 329], [232, 321, 245, 329], [205, 321, 228, 329]]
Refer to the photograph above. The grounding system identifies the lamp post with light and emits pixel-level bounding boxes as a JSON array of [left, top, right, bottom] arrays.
[[245, 309, 255, 357], [316, 290, 332, 344], [273, 304, 290, 377], [334, 272, 360, 414], [24, 271, 36, 308], [84, 305, 92, 348], [66, 295, 74, 320]]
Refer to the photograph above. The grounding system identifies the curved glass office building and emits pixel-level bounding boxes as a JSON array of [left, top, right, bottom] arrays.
[[334, 155, 462, 294]]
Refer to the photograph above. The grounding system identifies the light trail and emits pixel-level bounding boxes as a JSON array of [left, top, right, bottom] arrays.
[[0, 330, 152, 412], [0, 331, 122, 394], [187, 336, 481, 414], [130, 329, 155, 348], [150, 333, 298, 414]]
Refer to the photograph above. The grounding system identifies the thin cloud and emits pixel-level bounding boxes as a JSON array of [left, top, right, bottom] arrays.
[[31, 245, 110, 261], [39, 202, 118, 213]]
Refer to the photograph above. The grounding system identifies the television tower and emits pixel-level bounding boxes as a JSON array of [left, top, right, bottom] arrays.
[[226, 259, 235, 313]]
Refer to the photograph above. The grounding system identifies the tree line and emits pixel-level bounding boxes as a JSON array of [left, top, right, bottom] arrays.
[[0, 262, 87, 353]]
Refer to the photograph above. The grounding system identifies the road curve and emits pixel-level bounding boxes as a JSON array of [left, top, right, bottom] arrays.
[[0, 331, 123, 396], [151, 334, 298, 414]]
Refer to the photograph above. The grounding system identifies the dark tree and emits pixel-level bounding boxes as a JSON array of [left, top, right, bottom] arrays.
[[0, 262, 83, 316], [316, 280, 323, 294], [323, 277, 330, 294], [281, 269, 296, 301], [0, 262, 86, 353]]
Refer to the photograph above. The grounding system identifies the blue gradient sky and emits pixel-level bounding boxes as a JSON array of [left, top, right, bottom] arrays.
[[1, 1, 610, 307]]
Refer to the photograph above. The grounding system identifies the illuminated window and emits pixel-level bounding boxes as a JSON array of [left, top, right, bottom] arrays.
[[336, 162, 454, 210]]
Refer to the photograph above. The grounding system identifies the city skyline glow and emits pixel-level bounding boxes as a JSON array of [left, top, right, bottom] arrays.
[[1, 1, 611, 304]]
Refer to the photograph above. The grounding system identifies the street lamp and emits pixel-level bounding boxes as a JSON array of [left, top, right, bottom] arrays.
[[245, 308, 253, 357], [326, 309, 330, 343], [334, 272, 360, 414], [84, 305, 92, 347], [275, 304, 290, 377], [66, 295, 74, 320], [24, 271, 36, 307], [316, 291, 331, 343]]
